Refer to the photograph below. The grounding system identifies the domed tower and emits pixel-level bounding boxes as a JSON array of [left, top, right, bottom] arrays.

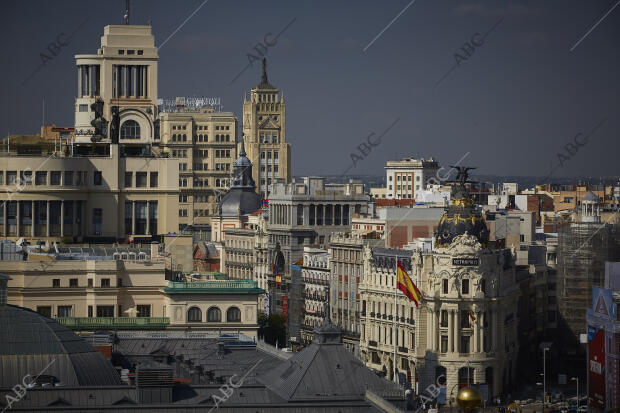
[[216, 139, 262, 217], [435, 166, 489, 247], [581, 191, 601, 223]]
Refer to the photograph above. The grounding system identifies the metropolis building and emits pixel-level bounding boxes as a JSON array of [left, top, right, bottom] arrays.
[[359, 173, 520, 401]]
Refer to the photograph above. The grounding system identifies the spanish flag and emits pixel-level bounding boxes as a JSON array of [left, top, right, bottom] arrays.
[[397, 261, 422, 307]]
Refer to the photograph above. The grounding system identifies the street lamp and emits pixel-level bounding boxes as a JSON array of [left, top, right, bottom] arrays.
[[571, 377, 578, 410]]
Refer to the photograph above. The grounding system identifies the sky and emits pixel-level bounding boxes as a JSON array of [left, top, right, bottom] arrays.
[[0, 0, 618, 179]]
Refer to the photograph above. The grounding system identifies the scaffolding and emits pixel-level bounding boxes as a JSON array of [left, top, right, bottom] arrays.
[[556, 218, 620, 354]]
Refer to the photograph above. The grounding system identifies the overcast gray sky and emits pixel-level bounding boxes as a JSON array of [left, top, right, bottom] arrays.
[[1, 0, 618, 178]]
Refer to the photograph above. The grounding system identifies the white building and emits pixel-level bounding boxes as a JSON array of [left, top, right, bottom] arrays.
[[385, 157, 439, 199]]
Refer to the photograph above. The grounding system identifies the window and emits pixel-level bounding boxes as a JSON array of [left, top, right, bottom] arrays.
[[50, 171, 61, 185], [124, 172, 132, 187], [64, 171, 73, 186], [462, 279, 469, 295], [37, 306, 52, 318], [88, 279, 93, 287], [150, 172, 158, 187], [481, 279, 486, 293], [188, 307, 202, 322], [121, 120, 140, 139], [96, 306, 114, 317], [443, 279, 448, 294], [92, 208, 103, 235], [88, 305, 93, 317], [460, 336, 470, 353], [207, 306, 221, 322], [7, 171, 17, 185], [441, 335, 448, 353], [52, 279, 60, 287], [461, 310, 471, 328], [35, 171, 47, 185], [441, 310, 448, 327], [57, 306, 72, 318], [137, 305, 151, 317], [179, 195, 188, 203], [69, 278, 78, 287], [136, 172, 147, 187], [94, 171, 102, 185], [101, 278, 110, 287], [227, 306, 241, 322], [79, 104, 88, 112]]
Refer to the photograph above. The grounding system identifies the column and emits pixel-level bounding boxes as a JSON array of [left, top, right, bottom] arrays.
[[432, 309, 438, 351], [31, 201, 35, 237], [16, 201, 21, 237], [2, 201, 6, 236], [46, 201, 50, 237], [480, 311, 485, 352], [473, 311, 479, 353], [448, 308, 453, 353], [132, 65, 137, 97], [428, 309, 434, 351], [131, 201, 136, 235], [77, 66, 82, 97], [146, 201, 150, 235], [454, 309, 459, 353], [322, 204, 326, 226], [60, 201, 64, 237]]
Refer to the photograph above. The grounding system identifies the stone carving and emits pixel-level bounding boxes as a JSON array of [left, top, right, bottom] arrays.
[[445, 232, 483, 255]]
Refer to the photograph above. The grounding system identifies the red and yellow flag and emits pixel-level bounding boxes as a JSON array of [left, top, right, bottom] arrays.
[[397, 261, 422, 307]]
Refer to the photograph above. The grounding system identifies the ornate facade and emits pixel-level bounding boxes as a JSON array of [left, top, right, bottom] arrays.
[[359, 174, 520, 402]]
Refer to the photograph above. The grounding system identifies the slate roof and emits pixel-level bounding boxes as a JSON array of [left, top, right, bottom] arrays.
[[582, 191, 600, 202], [257, 323, 403, 401], [0, 305, 122, 387]]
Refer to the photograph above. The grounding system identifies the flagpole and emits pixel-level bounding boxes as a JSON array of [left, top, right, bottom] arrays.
[[394, 255, 398, 384]]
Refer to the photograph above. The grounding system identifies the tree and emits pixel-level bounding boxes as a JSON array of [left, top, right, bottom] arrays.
[[258, 313, 286, 348]]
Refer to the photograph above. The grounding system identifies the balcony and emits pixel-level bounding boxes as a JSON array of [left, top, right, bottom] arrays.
[[57, 317, 170, 330]]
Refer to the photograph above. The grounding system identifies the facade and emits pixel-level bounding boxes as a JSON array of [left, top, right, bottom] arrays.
[[3, 252, 263, 337], [74, 25, 159, 153], [378, 206, 446, 248], [158, 107, 238, 232], [0, 145, 179, 242], [329, 233, 385, 353], [385, 157, 439, 199], [242, 59, 291, 198], [300, 247, 330, 343], [359, 178, 520, 401], [267, 176, 371, 270]]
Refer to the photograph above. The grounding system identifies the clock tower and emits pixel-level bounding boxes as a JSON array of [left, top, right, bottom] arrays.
[[242, 58, 291, 198]]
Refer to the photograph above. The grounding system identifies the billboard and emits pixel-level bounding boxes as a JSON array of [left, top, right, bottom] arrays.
[[588, 324, 606, 409], [592, 287, 617, 321]]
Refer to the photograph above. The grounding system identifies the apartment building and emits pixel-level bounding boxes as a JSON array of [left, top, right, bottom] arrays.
[[300, 247, 330, 344], [158, 107, 238, 232], [385, 157, 439, 199], [328, 232, 385, 353]]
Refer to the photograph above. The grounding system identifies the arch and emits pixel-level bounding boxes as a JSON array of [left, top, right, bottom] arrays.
[[207, 306, 221, 322], [187, 306, 202, 322], [120, 120, 140, 139], [459, 366, 475, 386], [226, 306, 241, 322]]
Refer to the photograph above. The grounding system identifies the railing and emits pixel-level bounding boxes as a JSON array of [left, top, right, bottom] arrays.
[[57, 317, 170, 330]]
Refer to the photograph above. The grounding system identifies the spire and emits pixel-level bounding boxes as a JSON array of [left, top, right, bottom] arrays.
[[239, 137, 247, 157], [261, 58, 268, 85]]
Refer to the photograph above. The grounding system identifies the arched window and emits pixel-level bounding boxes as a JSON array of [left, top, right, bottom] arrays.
[[207, 306, 221, 322], [120, 120, 140, 139], [187, 307, 202, 322], [227, 306, 241, 322]]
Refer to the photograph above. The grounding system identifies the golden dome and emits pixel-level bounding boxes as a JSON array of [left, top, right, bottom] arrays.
[[456, 387, 483, 412]]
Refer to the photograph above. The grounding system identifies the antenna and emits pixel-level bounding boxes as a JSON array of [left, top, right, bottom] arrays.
[[124, 0, 130, 25]]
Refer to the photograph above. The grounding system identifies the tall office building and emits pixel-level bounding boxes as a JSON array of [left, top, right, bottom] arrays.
[[242, 59, 291, 198]]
